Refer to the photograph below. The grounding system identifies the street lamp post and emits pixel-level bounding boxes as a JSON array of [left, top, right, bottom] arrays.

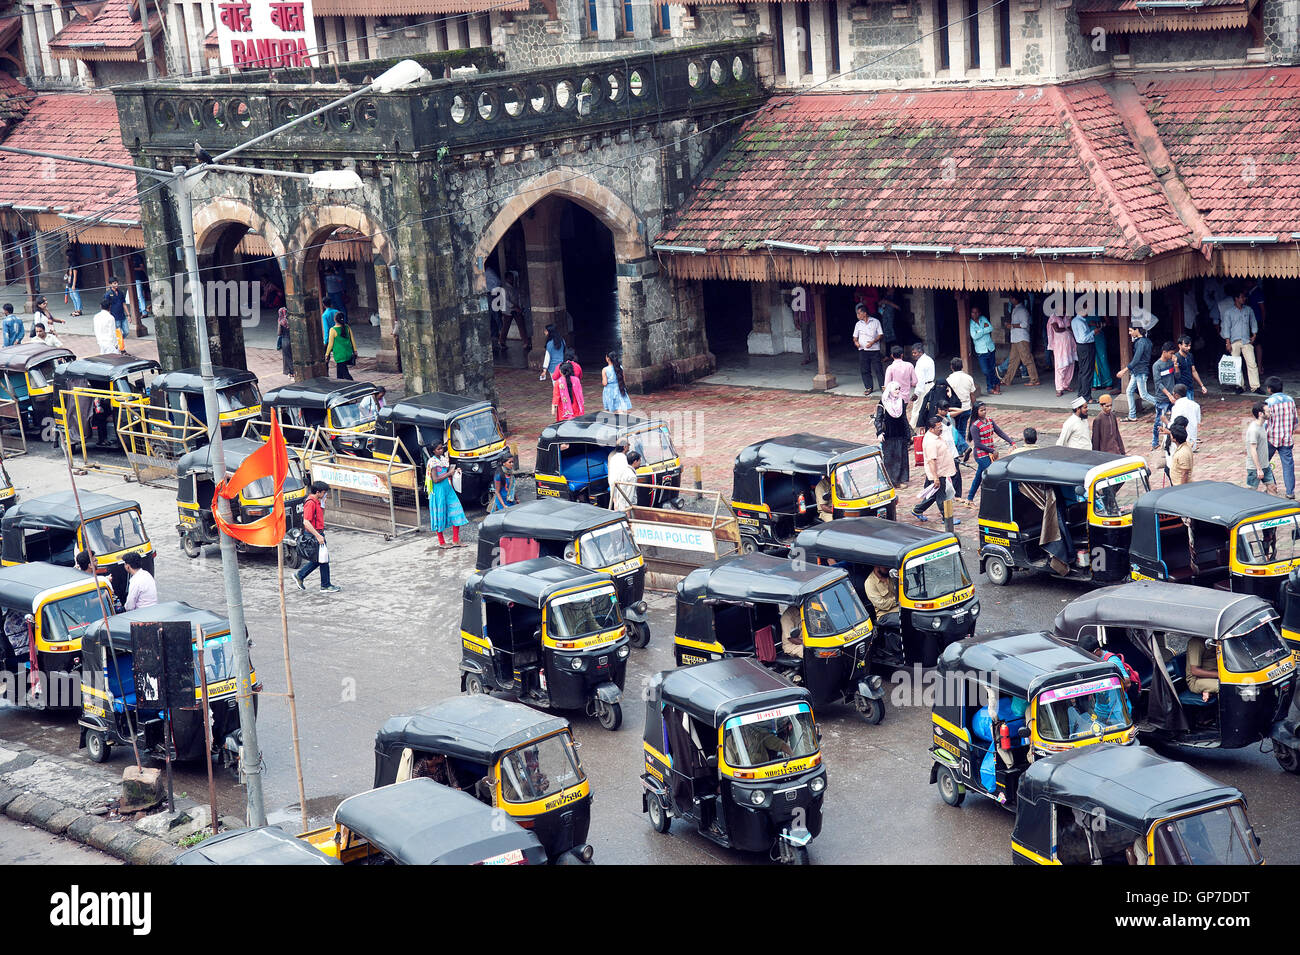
[[0, 58, 431, 827]]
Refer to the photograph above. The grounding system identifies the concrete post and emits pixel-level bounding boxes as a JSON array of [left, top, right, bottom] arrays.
[[373, 261, 400, 372]]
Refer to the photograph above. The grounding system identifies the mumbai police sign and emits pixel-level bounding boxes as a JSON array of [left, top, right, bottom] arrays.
[[311, 462, 387, 497], [630, 522, 714, 553], [216, 0, 316, 70]]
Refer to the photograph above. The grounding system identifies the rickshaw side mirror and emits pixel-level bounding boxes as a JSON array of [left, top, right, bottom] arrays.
[[889, 569, 899, 580], [533, 629, 542, 643], [706, 754, 718, 769], [24, 614, 33, 624]]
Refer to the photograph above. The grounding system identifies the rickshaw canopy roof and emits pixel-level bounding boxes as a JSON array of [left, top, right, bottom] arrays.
[[648, 657, 812, 725], [1129, 483, 1296, 564], [0, 561, 107, 610], [470, 556, 615, 607], [54, 353, 159, 383], [937, 631, 1117, 699], [2, 490, 141, 533], [1019, 744, 1243, 834], [478, 499, 626, 549], [378, 391, 493, 429], [983, 446, 1142, 488], [176, 438, 298, 479], [735, 434, 879, 477], [1052, 581, 1277, 646], [153, 367, 258, 394], [263, 377, 377, 410], [333, 778, 543, 865], [794, 517, 956, 567], [375, 696, 571, 766], [83, 600, 229, 651], [173, 826, 340, 865], [537, 412, 668, 449], [0, 342, 74, 371], [678, 552, 847, 605]]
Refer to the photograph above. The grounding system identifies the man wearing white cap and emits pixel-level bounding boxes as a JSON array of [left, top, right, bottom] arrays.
[[1057, 397, 1092, 450]]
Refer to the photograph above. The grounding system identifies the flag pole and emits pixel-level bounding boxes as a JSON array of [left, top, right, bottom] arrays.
[[278, 540, 308, 834]]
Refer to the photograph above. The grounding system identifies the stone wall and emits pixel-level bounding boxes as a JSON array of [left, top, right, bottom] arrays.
[[1015, 7, 1044, 78], [1264, 0, 1300, 63], [1127, 29, 1253, 66], [847, 1, 925, 80], [1062, 5, 1110, 73]]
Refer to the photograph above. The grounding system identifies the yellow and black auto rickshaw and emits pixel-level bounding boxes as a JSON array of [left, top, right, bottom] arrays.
[[375, 392, 508, 507], [175, 438, 308, 564], [929, 631, 1137, 811], [641, 657, 827, 864], [731, 434, 896, 555], [673, 552, 886, 722], [52, 353, 161, 450], [373, 696, 594, 863], [0, 341, 75, 432], [0, 561, 114, 711], [0, 451, 15, 519], [1, 490, 154, 601], [534, 412, 682, 508], [1052, 581, 1297, 753], [149, 367, 263, 449], [174, 826, 339, 865], [976, 447, 1149, 587], [476, 499, 650, 648], [794, 517, 978, 669], [459, 557, 630, 730], [1012, 743, 1264, 865], [263, 377, 381, 455], [1128, 482, 1300, 657], [1274, 672, 1300, 774]]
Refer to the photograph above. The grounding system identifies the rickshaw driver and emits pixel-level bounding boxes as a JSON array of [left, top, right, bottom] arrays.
[[780, 604, 804, 659], [865, 565, 900, 627], [1187, 638, 1220, 703], [756, 717, 798, 761], [815, 475, 833, 519]]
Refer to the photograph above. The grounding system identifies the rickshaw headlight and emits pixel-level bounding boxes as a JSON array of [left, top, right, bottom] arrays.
[[931, 617, 943, 630], [569, 656, 584, 671], [810, 776, 826, 794], [971, 601, 981, 618], [633, 601, 647, 614], [617, 645, 630, 659], [749, 789, 767, 807]]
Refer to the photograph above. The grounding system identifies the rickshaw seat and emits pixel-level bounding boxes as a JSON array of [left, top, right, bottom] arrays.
[[1178, 690, 1214, 707], [754, 626, 777, 664]]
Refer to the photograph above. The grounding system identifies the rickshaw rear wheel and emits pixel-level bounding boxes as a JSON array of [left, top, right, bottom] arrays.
[[182, 534, 203, 559], [740, 536, 760, 555], [985, 555, 1011, 587], [597, 701, 622, 731], [647, 795, 671, 833], [854, 694, 885, 725], [937, 766, 965, 806], [464, 673, 485, 696], [1276, 744, 1300, 774], [284, 543, 303, 570], [630, 621, 651, 649], [86, 731, 110, 764]]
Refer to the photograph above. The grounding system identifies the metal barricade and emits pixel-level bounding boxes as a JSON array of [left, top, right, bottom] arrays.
[[0, 397, 27, 456], [298, 429, 422, 539], [617, 483, 741, 591], [116, 399, 210, 485], [53, 387, 147, 481]]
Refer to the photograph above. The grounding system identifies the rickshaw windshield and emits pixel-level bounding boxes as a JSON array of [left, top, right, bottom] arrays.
[[578, 524, 638, 568], [902, 543, 971, 600], [803, 580, 868, 637], [629, 425, 676, 466], [1220, 614, 1291, 673], [217, 383, 260, 413], [722, 703, 818, 768], [834, 456, 891, 501], [1154, 805, 1261, 865], [1235, 514, 1300, 566], [117, 368, 157, 395], [195, 632, 237, 685], [29, 358, 68, 389], [40, 589, 109, 644], [331, 395, 378, 430], [1092, 469, 1148, 518], [499, 734, 585, 804], [450, 410, 501, 451], [1036, 677, 1130, 743], [83, 510, 148, 554], [549, 586, 622, 638]]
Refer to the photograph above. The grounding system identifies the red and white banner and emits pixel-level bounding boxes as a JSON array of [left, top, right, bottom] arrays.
[[216, 0, 317, 71]]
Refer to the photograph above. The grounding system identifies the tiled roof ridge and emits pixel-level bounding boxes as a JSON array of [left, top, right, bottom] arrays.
[[1045, 83, 1153, 259]]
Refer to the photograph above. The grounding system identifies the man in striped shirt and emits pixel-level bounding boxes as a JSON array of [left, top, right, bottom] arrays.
[[1265, 376, 1298, 499]]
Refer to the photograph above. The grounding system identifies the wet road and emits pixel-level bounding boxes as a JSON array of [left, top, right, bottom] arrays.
[[2, 449, 1297, 863], [0, 814, 118, 864]]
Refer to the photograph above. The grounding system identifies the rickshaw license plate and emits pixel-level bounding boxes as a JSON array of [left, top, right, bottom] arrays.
[[953, 610, 966, 620], [1268, 662, 1294, 680]]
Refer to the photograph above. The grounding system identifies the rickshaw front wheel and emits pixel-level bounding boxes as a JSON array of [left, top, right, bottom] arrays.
[[1275, 744, 1300, 774], [86, 731, 111, 764], [647, 794, 671, 833], [854, 694, 885, 725], [629, 621, 651, 649], [597, 701, 622, 731], [937, 766, 965, 807], [284, 543, 303, 570], [985, 555, 1011, 587]]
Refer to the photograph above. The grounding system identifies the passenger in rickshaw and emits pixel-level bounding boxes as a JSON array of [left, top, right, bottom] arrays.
[[412, 753, 452, 785], [1186, 638, 1219, 703]]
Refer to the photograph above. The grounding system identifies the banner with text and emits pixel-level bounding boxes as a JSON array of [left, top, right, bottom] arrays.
[[216, 0, 317, 71]]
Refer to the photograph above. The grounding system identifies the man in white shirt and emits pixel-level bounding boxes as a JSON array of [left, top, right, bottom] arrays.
[[33, 323, 63, 349], [122, 552, 157, 611], [1220, 289, 1261, 395], [1166, 383, 1201, 449], [93, 296, 119, 354], [945, 357, 977, 457], [1000, 292, 1040, 387], [911, 342, 935, 402], [1057, 397, 1092, 450], [853, 303, 884, 397]]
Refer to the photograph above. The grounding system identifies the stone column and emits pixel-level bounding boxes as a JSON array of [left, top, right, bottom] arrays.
[[35, 230, 67, 301], [373, 261, 400, 372], [746, 282, 779, 355], [521, 199, 567, 360], [781, 11, 802, 83], [957, 290, 974, 385], [596, 0, 618, 40], [808, 1, 830, 81]]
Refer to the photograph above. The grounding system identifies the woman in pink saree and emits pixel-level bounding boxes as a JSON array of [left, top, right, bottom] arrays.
[[552, 360, 585, 421], [1046, 314, 1077, 396]]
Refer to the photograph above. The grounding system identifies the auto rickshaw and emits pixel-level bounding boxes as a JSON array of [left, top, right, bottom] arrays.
[[976, 447, 1149, 587], [1051, 581, 1297, 752], [476, 499, 650, 648], [672, 552, 886, 722], [1273, 672, 1300, 774], [534, 412, 682, 508], [301, 778, 546, 865], [373, 696, 594, 863], [458, 557, 630, 730], [149, 367, 262, 448], [929, 631, 1137, 811], [0, 341, 75, 431], [641, 657, 827, 864], [1011, 743, 1263, 865], [0, 451, 15, 519], [1, 491, 154, 600], [78, 601, 258, 767], [1128, 482, 1300, 657], [0, 562, 115, 711], [51, 353, 160, 449], [794, 517, 979, 669], [175, 438, 307, 564], [375, 392, 508, 507], [262, 377, 381, 455], [731, 434, 896, 555], [174, 826, 340, 865]]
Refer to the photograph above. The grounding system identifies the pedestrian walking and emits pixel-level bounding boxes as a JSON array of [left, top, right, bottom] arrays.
[[965, 401, 1014, 500], [1000, 292, 1040, 387], [105, 276, 128, 342], [912, 416, 958, 531], [122, 552, 157, 611], [942, 358, 975, 457], [1046, 313, 1076, 396], [276, 307, 294, 376], [324, 312, 356, 380], [93, 297, 118, 354], [609, 449, 638, 511], [64, 265, 81, 316], [883, 346, 918, 403], [1117, 324, 1154, 420], [295, 481, 341, 593], [911, 342, 935, 407], [1166, 384, 1201, 449], [1089, 314, 1114, 390], [853, 303, 884, 397], [552, 360, 584, 421], [1151, 340, 1179, 450], [1221, 289, 1263, 395], [1175, 335, 1208, 398], [601, 352, 631, 412], [935, 405, 964, 496], [426, 444, 468, 547], [1, 304, 22, 347], [540, 324, 567, 381], [131, 255, 150, 318], [1265, 376, 1298, 499], [968, 307, 1000, 394], [1057, 397, 1092, 450], [1246, 403, 1278, 494], [488, 454, 519, 512], [1071, 311, 1096, 402], [1169, 424, 1194, 485], [33, 323, 63, 348], [874, 381, 911, 487], [1091, 394, 1125, 455]]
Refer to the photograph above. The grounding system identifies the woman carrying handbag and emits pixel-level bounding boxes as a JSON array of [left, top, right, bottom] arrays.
[[325, 312, 356, 380]]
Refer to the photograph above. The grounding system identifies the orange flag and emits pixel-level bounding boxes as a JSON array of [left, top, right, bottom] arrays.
[[212, 415, 290, 547]]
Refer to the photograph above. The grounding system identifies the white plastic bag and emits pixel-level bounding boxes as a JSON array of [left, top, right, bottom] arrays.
[[1217, 354, 1243, 388], [317, 542, 329, 564]]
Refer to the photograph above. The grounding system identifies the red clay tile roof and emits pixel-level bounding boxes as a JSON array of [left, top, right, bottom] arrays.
[[660, 84, 1191, 260], [49, 0, 157, 60], [0, 93, 140, 224], [0, 71, 34, 127], [1140, 68, 1300, 240]]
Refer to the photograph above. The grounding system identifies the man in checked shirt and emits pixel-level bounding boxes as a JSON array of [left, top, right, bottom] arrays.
[[1265, 376, 1299, 500]]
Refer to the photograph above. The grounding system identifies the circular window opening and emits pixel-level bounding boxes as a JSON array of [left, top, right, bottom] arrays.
[[184, 100, 204, 130], [450, 93, 470, 124], [205, 99, 225, 128], [555, 79, 575, 110], [276, 100, 300, 126], [358, 100, 379, 128], [732, 55, 747, 81], [606, 72, 623, 102], [305, 100, 326, 130], [629, 70, 644, 97], [154, 99, 178, 129], [229, 99, 252, 129], [503, 85, 524, 118], [528, 83, 550, 113], [709, 59, 724, 85], [477, 91, 497, 121], [581, 75, 601, 102], [687, 61, 703, 89], [332, 103, 355, 132]]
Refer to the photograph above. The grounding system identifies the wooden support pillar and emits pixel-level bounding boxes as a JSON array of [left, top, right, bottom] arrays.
[[1116, 296, 1131, 370], [22, 234, 38, 312], [956, 290, 974, 389], [1168, 286, 1184, 341], [811, 286, 836, 391]]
